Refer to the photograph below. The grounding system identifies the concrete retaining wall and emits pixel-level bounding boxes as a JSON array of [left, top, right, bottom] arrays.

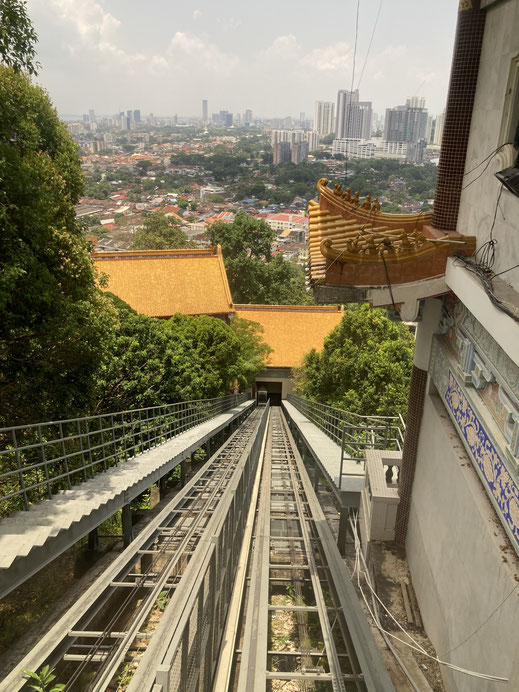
[[407, 392, 519, 692]]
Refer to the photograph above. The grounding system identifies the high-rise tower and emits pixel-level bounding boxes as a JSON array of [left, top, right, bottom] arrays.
[[314, 101, 335, 136], [335, 90, 372, 139]]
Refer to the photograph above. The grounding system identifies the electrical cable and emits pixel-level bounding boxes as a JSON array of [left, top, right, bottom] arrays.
[[441, 583, 518, 658], [453, 255, 519, 323], [356, 0, 383, 91], [493, 262, 519, 277], [344, 0, 360, 180], [349, 514, 510, 684], [379, 242, 399, 315], [463, 142, 512, 177], [462, 144, 512, 190]]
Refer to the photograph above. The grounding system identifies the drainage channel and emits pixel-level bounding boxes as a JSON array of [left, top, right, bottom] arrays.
[[2, 405, 265, 692], [224, 407, 369, 692]]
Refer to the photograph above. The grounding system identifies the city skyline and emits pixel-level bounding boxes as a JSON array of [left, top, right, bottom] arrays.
[[28, 0, 456, 118]]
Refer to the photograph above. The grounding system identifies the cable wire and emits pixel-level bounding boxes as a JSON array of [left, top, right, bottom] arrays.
[[349, 514, 509, 684], [356, 0, 383, 91], [344, 0, 360, 180], [463, 142, 512, 177]]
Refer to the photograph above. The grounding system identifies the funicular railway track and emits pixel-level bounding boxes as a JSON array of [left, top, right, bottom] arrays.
[[4, 404, 393, 692], [225, 407, 369, 692]]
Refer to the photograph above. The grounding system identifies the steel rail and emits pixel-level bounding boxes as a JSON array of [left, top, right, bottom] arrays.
[[277, 411, 347, 692], [283, 411, 396, 691], [126, 404, 270, 692], [233, 407, 389, 692], [69, 411, 262, 691]]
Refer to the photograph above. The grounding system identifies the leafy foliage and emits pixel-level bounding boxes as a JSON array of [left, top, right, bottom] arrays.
[[131, 212, 191, 250], [341, 159, 438, 206], [0, 0, 39, 74], [0, 67, 116, 425], [294, 304, 414, 417], [230, 317, 272, 388], [22, 666, 64, 692], [92, 298, 270, 413], [209, 211, 312, 305]]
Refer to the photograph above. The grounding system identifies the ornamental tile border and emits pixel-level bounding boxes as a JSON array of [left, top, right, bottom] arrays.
[[445, 370, 519, 553]]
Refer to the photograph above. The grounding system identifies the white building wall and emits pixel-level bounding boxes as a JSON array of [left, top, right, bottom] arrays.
[[456, 1, 519, 293], [407, 391, 519, 692]]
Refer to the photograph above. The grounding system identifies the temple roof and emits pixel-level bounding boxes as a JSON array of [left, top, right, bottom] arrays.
[[233, 304, 343, 368], [93, 247, 234, 318], [308, 178, 476, 289]]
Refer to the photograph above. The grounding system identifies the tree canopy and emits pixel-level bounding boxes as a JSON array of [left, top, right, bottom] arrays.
[[294, 304, 414, 417], [131, 213, 192, 250], [0, 67, 116, 424], [93, 298, 271, 413], [209, 211, 312, 305], [0, 0, 39, 74]]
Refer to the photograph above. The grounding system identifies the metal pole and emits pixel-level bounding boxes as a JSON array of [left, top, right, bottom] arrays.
[[122, 503, 133, 548]]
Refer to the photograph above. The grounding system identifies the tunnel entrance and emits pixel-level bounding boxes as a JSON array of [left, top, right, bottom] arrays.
[[256, 381, 282, 406]]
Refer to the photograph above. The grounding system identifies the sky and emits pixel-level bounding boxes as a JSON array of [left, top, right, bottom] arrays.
[[27, 0, 458, 120]]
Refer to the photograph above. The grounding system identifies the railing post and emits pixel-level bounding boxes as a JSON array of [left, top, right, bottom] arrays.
[[339, 411, 346, 491], [37, 425, 52, 500], [12, 429, 29, 511], [77, 420, 88, 482], [59, 422, 72, 490]]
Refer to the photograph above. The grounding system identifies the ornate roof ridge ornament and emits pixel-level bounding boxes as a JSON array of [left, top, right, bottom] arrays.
[[309, 179, 477, 320]]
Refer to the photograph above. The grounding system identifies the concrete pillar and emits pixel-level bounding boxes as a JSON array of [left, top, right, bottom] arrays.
[[159, 475, 168, 495], [395, 298, 442, 549], [87, 528, 100, 551], [338, 507, 350, 557], [313, 462, 319, 493], [121, 503, 133, 548], [180, 459, 187, 487]]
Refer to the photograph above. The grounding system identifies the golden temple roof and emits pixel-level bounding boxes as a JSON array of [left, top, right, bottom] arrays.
[[234, 304, 343, 368], [308, 178, 476, 287], [93, 247, 234, 317]]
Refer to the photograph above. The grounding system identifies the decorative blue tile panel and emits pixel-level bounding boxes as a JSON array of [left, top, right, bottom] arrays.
[[445, 371, 519, 551]]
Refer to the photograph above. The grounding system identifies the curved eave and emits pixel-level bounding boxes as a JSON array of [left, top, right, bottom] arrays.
[[317, 178, 433, 229]]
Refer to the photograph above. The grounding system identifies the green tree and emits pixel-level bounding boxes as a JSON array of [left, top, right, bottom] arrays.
[[209, 210, 273, 260], [135, 159, 152, 176], [209, 212, 311, 305], [294, 304, 414, 417], [131, 213, 191, 250], [230, 317, 272, 388], [0, 67, 116, 425], [320, 133, 335, 145], [0, 0, 39, 74], [93, 300, 270, 412]]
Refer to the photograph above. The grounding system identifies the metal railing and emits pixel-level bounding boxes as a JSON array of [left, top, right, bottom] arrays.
[[0, 393, 248, 516], [287, 394, 405, 487]]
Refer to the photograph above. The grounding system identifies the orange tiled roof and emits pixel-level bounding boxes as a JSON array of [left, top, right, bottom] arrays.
[[93, 247, 234, 317], [233, 305, 343, 368], [308, 178, 475, 287]]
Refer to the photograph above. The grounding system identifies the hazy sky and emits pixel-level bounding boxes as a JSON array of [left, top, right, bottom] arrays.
[[27, 0, 457, 119]]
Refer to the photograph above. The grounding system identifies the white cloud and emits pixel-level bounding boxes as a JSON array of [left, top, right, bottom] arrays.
[[301, 42, 352, 72], [44, 0, 167, 72], [167, 32, 238, 76], [192, 9, 202, 20], [264, 34, 300, 60]]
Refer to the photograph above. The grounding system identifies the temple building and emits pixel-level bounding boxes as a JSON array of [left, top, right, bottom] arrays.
[[93, 250, 344, 403], [309, 1, 519, 689], [234, 304, 343, 404], [93, 247, 234, 320]]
